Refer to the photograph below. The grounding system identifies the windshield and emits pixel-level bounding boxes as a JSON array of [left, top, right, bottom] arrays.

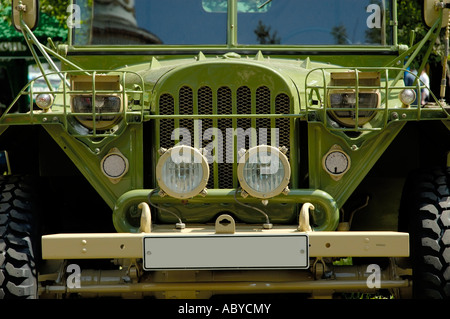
[[72, 0, 393, 46]]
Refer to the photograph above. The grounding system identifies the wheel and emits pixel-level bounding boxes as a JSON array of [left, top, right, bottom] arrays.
[[0, 176, 38, 299], [400, 167, 450, 298]]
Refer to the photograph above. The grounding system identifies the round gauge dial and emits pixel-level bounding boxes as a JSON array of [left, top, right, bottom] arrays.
[[323, 150, 350, 177]]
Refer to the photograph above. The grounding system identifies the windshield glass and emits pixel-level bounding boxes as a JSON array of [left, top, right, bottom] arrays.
[[238, 0, 393, 45], [73, 0, 228, 45], [72, 0, 393, 46]]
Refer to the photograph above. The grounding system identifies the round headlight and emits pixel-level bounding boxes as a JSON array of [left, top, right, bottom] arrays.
[[399, 89, 416, 106], [328, 90, 379, 127], [237, 145, 291, 199], [156, 145, 209, 199], [71, 95, 123, 130]]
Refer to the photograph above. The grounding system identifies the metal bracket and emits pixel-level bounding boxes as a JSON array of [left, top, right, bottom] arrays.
[[435, 1, 450, 9], [16, 2, 27, 12], [215, 214, 235, 234], [312, 257, 334, 280]]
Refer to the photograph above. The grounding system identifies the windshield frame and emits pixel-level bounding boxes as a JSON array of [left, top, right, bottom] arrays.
[[67, 0, 398, 54]]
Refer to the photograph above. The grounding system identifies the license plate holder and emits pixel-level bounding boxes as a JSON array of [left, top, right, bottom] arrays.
[[143, 234, 309, 270]]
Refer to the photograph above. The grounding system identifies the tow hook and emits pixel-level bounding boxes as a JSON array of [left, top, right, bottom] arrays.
[[298, 202, 314, 232]]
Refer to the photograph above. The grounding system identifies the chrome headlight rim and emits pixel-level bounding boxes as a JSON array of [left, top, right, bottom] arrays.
[[155, 145, 210, 199], [237, 145, 291, 199], [70, 94, 124, 130], [328, 89, 380, 127]]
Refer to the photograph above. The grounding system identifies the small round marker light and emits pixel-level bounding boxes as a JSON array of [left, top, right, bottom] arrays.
[[399, 89, 416, 106], [35, 94, 54, 110]]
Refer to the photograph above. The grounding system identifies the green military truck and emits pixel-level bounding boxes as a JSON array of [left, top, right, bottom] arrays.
[[0, 0, 449, 299]]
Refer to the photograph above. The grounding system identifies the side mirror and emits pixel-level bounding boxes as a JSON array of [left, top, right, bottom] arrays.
[[424, 0, 450, 28], [11, 0, 39, 31]]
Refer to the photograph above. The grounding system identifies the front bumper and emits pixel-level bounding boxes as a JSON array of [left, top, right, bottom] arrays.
[[41, 226, 409, 262], [40, 227, 410, 297]]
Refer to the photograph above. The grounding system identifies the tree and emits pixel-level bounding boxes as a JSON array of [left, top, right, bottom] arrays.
[[397, 0, 433, 69], [331, 25, 349, 45], [254, 20, 280, 45]]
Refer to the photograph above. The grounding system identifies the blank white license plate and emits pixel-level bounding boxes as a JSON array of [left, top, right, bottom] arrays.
[[143, 234, 309, 270]]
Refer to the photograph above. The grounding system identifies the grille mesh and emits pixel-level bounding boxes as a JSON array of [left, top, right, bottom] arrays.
[[275, 93, 291, 159], [179, 86, 193, 146], [198, 86, 214, 189], [217, 87, 233, 189], [158, 85, 291, 189], [256, 86, 272, 146], [236, 86, 252, 151], [159, 93, 174, 150]]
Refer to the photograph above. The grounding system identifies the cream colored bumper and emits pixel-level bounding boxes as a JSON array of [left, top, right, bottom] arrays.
[[41, 226, 409, 261]]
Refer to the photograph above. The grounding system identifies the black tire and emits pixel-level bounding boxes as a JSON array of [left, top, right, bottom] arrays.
[[0, 176, 38, 299], [400, 167, 450, 299]]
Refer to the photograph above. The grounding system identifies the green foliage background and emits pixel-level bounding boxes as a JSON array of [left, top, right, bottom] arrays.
[[397, 0, 444, 68]]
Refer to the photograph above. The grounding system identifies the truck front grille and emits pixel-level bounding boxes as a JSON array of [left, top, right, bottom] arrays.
[[158, 85, 291, 189]]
